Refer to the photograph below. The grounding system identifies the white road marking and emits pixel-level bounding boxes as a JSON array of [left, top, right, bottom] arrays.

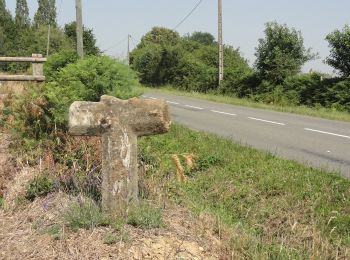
[[167, 101, 180, 105], [248, 117, 286, 126], [185, 105, 204, 110], [149, 97, 158, 100], [304, 128, 350, 139], [211, 110, 236, 116]]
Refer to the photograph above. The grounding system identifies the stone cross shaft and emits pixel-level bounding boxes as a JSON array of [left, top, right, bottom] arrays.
[[69, 95, 170, 215]]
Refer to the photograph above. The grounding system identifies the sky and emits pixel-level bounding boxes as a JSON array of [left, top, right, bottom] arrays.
[[5, 0, 350, 73]]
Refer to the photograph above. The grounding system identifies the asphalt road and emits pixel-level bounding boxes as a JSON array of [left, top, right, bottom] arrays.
[[144, 92, 350, 179]]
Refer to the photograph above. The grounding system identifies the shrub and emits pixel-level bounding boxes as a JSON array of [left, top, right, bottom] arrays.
[[127, 202, 164, 229], [25, 175, 55, 201], [46, 55, 142, 127], [64, 198, 111, 231], [283, 73, 324, 106], [324, 79, 350, 112], [44, 50, 79, 81]]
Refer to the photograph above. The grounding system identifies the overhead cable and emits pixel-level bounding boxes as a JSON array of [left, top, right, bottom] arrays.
[[173, 0, 204, 30]]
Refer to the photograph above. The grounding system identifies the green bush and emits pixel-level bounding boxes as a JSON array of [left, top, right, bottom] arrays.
[[127, 202, 164, 229], [44, 50, 79, 81], [324, 79, 350, 112], [25, 175, 55, 201], [283, 73, 324, 106], [130, 43, 163, 85], [46, 56, 142, 127]]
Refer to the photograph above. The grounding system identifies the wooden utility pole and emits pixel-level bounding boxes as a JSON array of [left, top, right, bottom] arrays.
[[46, 24, 51, 57], [127, 34, 131, 65], [76, 0, 84, 59], [218, 0, 224, 84]]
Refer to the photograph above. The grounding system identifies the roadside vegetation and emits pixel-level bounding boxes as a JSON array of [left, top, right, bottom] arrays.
[[144, 86, 350, 122], [139, 124, 350, 258], [131, 24, 350, 116]]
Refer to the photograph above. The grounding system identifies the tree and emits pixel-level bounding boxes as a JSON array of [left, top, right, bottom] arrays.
[[139, 27, 181, 48], [325, 25, 350, 77], [34, 0, 57, 26], [15, 0, 30, 27], [0, 0, 13, 26], [184, 31, 215, 45], [255, 22, 315, 84], [64, 22, 100, 56]]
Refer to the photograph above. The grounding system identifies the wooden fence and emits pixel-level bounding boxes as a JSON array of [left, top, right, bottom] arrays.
[[0, 54, 47, 82]]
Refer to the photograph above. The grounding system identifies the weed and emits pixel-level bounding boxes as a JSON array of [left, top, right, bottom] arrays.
[[127, 202, 164, 229], [111, 219, 125, 231], [121, 231, 130, 243], [103, 232, 118, 245], [64, 198, 111, 231], [0, 197, 4, 209], [45, 224, 64, 240], [25, 175, 55, 201]]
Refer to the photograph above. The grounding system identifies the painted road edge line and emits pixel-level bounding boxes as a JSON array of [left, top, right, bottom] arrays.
[[304, 128, 350, 139], [185, 105, 204, 110], [211, 110, 236, 116], [248, 117, 286, 126], [167, 101, 180, 105]]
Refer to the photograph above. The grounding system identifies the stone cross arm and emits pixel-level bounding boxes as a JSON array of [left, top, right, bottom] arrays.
[[69, 95, 170, 137]]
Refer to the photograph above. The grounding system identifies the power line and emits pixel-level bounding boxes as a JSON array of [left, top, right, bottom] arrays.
[[173, 0, 204, 30], [102, 36, 129, 53]]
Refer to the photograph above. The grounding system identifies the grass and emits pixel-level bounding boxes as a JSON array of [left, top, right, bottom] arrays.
[[139, 124, 350, 258], [103, 232, 118, 245], [64, 198, 111, 231], [142, 86, 350, 122], [127, 202, 164, 229]]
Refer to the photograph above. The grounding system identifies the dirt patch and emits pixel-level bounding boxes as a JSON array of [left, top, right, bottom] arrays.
[[0, 193, 225, 259]]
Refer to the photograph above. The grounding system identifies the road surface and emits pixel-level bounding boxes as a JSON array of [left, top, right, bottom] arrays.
[[144, 92, 350, 179]]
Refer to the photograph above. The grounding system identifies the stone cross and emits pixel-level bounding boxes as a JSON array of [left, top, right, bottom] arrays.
[[69, 95, 170, 215]]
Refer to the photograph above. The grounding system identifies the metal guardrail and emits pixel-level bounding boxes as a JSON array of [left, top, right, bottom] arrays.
[[0, 54, 47, 82]]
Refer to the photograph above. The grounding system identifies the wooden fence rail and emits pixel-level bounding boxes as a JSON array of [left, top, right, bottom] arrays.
[[0, 54, 47, 82]]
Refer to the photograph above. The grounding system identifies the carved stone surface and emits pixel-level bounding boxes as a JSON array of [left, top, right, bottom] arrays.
[[69, 95, 170, 215]]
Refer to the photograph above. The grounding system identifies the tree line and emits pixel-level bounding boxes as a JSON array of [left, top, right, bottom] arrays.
[[130, 24, 350, 112], [0, 0, 100, 71]]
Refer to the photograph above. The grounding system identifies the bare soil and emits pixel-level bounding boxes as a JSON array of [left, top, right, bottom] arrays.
[[0, 193, 224, 259]]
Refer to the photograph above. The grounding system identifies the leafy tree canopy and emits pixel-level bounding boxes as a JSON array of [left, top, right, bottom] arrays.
[[325, 25, 350, 77], [64, 22, 100, 56], [138, 27, 181, 48], [184, 31, 215, 45], [255, 22, 315, 84]]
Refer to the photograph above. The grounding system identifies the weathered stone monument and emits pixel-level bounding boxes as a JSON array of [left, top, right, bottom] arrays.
[[69, 95, 170, 215]]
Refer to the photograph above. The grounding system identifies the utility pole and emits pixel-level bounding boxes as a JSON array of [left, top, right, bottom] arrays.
[[76, 0, 84, 59], [127, 34, 131, 65], [46, 24, 51, 57], [218, 0, 224, 84]]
